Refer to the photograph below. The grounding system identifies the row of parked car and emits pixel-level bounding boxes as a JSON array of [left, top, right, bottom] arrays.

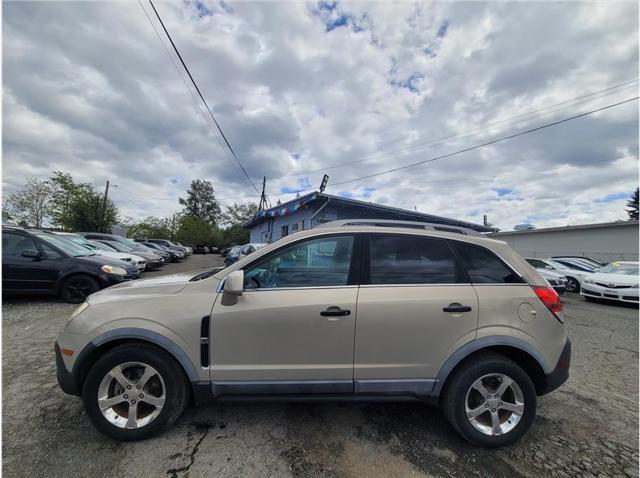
[[524, 255, 638, 304], [222, 243, 267, 266], [2, 226, 193, 303]]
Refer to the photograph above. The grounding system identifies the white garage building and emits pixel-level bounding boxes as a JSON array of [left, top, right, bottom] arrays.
[[490, 221, 639, 262]]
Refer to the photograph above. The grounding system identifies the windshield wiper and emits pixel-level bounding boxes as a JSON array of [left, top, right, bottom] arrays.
[[189, 267, 224, 282]]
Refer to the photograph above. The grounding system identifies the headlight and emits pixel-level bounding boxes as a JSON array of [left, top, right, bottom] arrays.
[[69, 302, 89, 321], [583, 278, 594, 284], [101, 264, 127, 275]]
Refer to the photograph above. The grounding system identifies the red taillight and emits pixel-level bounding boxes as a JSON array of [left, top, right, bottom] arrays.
[[532, 286, 564, 322]]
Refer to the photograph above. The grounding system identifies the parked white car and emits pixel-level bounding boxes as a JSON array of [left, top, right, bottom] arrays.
[[524, 260, 568, 295], [581, 261, 639, 304], [87, 240, 146, 272], [524, 258, 589, 293]]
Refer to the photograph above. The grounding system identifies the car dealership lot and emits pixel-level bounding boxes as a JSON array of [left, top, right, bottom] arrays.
[[2, 254, 638, 478]]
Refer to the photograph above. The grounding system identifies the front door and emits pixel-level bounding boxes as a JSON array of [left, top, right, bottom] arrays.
[[2, 231, 59, 292], [210, 234, 361, 394], [354, 233, 479, 394]]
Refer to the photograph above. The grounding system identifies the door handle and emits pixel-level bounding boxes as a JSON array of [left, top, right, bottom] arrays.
[[320, 306, 351, 317], [443, 303, 473, 313]]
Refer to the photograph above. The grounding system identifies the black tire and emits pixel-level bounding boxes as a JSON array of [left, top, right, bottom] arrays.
[[82, 343, 189, 441], [566, 277, 580, 293], [60, 274, 99, 303], [441, 353, 537, 448]]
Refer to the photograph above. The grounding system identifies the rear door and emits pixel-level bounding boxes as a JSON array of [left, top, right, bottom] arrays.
[[354, 233, 479, 394]]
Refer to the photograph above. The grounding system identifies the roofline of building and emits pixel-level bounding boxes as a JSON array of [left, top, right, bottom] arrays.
[[491, 220, 639, 236], [242, 191, 494, 232]]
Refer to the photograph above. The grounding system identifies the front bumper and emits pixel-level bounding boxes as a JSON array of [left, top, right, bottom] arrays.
[[55, 342, 80, 396], [539, 337, 571, 395], [581, 284, 639, 303]]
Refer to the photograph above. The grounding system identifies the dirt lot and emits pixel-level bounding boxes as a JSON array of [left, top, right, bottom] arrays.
[[2, 254, 638, 477]]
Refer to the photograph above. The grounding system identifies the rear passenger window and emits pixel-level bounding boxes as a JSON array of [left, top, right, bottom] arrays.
[[369, 235, 459, 284], [453, 242, 523, 284]]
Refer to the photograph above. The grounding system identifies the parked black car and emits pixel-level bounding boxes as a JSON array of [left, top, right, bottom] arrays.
[[2, 227, 139, 303], [193, 244, 208, 254], [141, 239, 188, 258], [138, 241, 182, 263]]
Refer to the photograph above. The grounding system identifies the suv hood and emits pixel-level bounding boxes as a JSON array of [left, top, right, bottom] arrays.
[[89, 271, 199, 301], [78, 254, 138, 273]]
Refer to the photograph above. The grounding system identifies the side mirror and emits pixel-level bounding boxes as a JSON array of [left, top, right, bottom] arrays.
[[21, 250, 41, 259], [223, 270, 244, 296]]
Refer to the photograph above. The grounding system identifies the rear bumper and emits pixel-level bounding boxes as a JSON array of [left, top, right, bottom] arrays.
[[539, 337, 571, 395]]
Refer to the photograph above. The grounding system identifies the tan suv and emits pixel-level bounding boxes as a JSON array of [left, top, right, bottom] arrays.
[[56, 220, 570, 447]]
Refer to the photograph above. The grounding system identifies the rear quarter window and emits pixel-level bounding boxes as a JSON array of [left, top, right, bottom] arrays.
[[453, 242, 523, 284]]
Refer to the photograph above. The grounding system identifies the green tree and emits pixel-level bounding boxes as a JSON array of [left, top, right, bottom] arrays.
[[47, 171, 119, 232], [626, 187, 639, 221], [5, 178, 52, 227], [126, 216, 173, 239], [178, 179, 221, 227], [49, 171, 90, 230], [68, 187, 119, 232], [175, 215, 214, 245], [222, 202, 258, 227], [221, 224, 249, 247]]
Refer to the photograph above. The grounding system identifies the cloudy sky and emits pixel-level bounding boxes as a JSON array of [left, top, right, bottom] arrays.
[[3, 1, 639, 230]]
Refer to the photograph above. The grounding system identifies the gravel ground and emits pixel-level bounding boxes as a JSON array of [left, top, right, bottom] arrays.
[[2, 254, 638, 477]]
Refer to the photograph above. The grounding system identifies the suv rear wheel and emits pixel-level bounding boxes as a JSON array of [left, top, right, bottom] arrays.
[[442, 353, 537, 448], [82, 344, 189, 441]]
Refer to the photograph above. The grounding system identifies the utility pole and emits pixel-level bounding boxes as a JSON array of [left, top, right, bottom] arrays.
[[171, 213, 176, 241], [102, 180, 110, 230], [258, 176, 266, 211]]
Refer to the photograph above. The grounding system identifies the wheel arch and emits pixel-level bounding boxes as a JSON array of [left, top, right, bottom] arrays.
[[54, 270, 103, 295], [72, 328, 201, 398], [432, 336, 550, 397]]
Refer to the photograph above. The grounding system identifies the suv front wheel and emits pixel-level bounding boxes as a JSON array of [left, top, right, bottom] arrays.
[[442, 353, 537, 448], [82, 344, 189, 441]]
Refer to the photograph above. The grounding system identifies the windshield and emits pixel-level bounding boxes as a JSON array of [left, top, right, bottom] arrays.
[[546, 260, 569, 270], [104, 241, 132, 253], [599, 262, 639, 276], [36, 233, 95, 257], [89, 240, 116, 252]]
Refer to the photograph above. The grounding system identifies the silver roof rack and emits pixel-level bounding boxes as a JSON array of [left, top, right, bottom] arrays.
[[316, 219, 482, 236]]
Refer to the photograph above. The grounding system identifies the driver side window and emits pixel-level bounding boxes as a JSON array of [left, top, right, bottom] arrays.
[[243, 235, 355, 289]]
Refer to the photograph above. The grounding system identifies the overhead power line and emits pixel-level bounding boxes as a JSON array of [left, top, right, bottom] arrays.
[[328, 96, 639, 187], [147, 0, 260, 194], [272, 78, 638, 180]]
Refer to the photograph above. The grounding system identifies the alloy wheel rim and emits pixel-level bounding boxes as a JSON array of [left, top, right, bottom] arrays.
[[97, 362, 166, 429], [566, 279, 577, 292], [464, 373, 524, 436]]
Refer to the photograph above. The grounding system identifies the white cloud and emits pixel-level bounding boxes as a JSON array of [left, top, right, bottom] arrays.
[[2, 0, 638, 230]]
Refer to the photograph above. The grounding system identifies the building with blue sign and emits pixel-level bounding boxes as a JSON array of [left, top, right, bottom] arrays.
[[243, 192, 493, 243]]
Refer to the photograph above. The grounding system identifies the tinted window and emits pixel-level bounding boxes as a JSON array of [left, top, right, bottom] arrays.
[[2, 232, 38, 257], [526, 258, 550, 269], [244, 236, 354, 289], [369, 235, 458, 284], [40, 243, 64, 259], [454, 242, 523, 283]]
